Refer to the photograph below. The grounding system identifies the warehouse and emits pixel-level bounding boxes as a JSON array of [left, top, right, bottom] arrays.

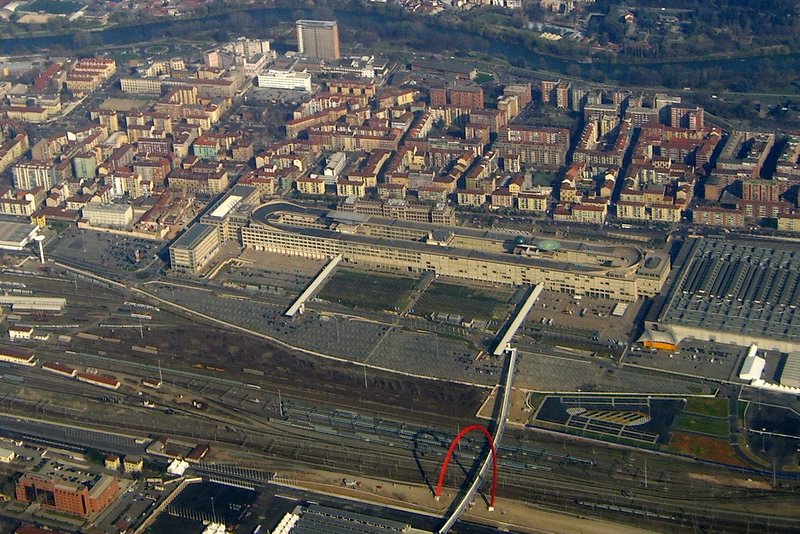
[[650, 236, 800, 352], [780, 352, 800, 388]]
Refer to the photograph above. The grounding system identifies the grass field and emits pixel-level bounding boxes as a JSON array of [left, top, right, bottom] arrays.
[[668, 432, 747, 467], [25, 0, 83, 14], [684, 397, 729, 418], [738, 400, 748, 420], [413, 282, 511, 321], [318, 270, 415, 312], [674, 414, 729, 437], [527, 393, 546, 412]]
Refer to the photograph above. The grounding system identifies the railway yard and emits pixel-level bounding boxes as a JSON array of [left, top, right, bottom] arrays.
[[0, 236, 798, 533]]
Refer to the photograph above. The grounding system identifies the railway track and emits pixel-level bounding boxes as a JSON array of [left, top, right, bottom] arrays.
[[1, 371, 797, 534]]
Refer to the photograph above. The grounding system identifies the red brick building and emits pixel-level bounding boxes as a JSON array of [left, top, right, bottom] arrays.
[[429, 83, 484, 109], [16, 473, 119, 517]]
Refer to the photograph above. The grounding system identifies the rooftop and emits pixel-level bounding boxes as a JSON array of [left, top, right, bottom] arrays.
[[0, 220, 37, 245], [659, 237, 800, 342], [171, 223, 218, 251], [291, 504, 409, 533]]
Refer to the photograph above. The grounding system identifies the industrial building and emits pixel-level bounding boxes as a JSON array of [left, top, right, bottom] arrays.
[[0, 345, 37, 366], [0, 295, 66, 312], [0, 221, 39, 251], [241, 202, 669, 302], [780, 352, 800, 388], [649, 236, 800, 352], [169, 223, 221, 274]]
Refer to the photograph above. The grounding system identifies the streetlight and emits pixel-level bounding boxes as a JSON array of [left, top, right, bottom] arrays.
[[761, 428, 766, 453]]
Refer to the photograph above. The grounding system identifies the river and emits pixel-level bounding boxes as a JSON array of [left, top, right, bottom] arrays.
[[1, 5, 797, 92]]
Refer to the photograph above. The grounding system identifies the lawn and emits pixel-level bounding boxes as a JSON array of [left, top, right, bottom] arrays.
[[674, 414, 729, 437], [413, 282, 511, 321], [738, 400, 748, 420], [668, 432, 748, 467], [25, 0, 83, 14], [318, 270, 414, 312], [531, 171, 556, 187], [684, 396, 729, 418], [527, 393, 546, 412]]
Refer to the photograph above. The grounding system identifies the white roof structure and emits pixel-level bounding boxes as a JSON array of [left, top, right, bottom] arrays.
[[210, 195, 242, 219], [0, 222, 38, 251], [167, 459, 189, 475], [740, 350, 766, 382]]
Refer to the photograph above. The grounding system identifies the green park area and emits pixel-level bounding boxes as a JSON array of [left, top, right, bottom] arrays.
[[413, 282, 511, 321], [674, 413, 729, 437], [318, 270, 415, 312], [683, 397, 729, 418], [25, 0, 83, 14]]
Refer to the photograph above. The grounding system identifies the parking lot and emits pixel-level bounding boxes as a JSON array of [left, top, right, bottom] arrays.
[[624, 339, 746, 382], [515, 350, 715, 394], [524, 289, 640, 347], [47, 228, 163, 278], [146, 282, 499, 386]]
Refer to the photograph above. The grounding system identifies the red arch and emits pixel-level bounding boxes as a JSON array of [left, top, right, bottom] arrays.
[[434, 424, 497, 508]]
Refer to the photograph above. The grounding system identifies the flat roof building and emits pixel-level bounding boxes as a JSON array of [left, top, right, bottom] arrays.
[[169, 223, 221, 274], [275, 504, 410, 533], [780, 352, 800, 388], [651, 236, 800, 352], [200, 184, 259, 242], [81, 203, 134, 228], [16, 472, 119, 517], [243, 202, 669, 302], [296, 20, 340, 60], [0, 221, 38, 251], [257, 69, 312, 92]]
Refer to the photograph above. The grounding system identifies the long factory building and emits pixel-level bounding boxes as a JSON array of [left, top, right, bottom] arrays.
[[649, 236, 800, 352], [240, 202, 670, 302]]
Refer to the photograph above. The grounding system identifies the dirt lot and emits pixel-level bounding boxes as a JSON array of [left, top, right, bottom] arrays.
[[99, 97, 155, 112], [668, 432, 748, 468], [81, 305, 485, 423]]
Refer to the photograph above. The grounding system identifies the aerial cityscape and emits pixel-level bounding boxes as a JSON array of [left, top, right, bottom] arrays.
[[0, 0, 798, 533]]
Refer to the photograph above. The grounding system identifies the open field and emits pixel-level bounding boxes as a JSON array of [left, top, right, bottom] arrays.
[[674, 414, 729, 437], [413, 281, 511, 321], [318, 270, 415, 312], [668, 432, 748, 467], [24, 0, 83, 14], [684, 396, 729, 418]]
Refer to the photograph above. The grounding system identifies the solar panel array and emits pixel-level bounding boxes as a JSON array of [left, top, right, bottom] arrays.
[[661, 238, 800, 341]]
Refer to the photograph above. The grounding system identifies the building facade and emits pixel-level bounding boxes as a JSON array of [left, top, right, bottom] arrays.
[[169, 223, 221, 274], [16, 473, 119, 517], [296, 20, 340, 60]]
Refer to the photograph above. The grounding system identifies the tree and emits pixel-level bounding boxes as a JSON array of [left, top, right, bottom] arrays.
[[72, 31, 92, 49]]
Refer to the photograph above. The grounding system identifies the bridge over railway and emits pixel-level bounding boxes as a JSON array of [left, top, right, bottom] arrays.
[[437, 284, 541, 533]]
